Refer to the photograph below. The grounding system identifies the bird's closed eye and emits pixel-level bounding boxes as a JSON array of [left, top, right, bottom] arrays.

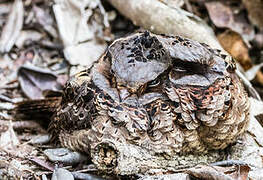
[[148, 79, 160, 87]]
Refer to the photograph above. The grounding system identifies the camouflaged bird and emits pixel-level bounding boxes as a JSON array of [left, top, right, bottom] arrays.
[[43, 31, 250, 156]]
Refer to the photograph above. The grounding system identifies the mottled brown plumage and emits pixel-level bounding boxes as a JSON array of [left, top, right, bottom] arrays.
[[48, 31, 249, 156]]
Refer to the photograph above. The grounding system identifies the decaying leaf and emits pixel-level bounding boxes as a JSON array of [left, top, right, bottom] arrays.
[[225, 165, 250, 180], [64, 40, 107, 66], [218, 30, 252, 71], [186, 164, 250, 180], [253, 32, 263, 49], [51, 168, 74, 180], [29, 156, 55, 171], [255, 67, 263, 87], [0, 121, 20, 151], [33, 5, 58, 39], [242, 0, 263, 29], [205, 1, 254, 42], [250, 97, 263, 117], [245, 63, 263, 81], [159, 0, 185, 8], [15, 30, 43, 49], [0, 0, 24, 53], [6, 159, 32, 179], [52, 0, 109, 66], [17, 64, 62, 99]]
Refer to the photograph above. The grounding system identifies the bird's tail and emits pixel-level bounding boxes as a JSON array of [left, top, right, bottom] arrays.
[[13, 97, 62, 124]]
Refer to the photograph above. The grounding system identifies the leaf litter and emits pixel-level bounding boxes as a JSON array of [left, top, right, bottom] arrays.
[[0, 0, 263, 179]]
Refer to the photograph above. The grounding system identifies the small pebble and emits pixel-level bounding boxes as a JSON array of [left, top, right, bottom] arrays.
[[30, 134, 51, 144], [51, 168, 74, 180], [44, 148, 88, 165]]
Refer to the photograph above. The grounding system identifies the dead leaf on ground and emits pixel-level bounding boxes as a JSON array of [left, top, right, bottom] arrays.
[[29, 156, 55, 171], [52, 0, 110, 66], [15, 30, 43, 49], [33, 5, 58, 39], [217, 30, 252, 71], [64, 40, 107, 66], [17, 64, 62, 99], [185, 164, 250, 180], [255, 67, 263, 87], [205, 1, 254, 42], [224, 165, 250, 180], [0, 0, 24, 53], [242, 0, 263, 29], [0, 121, 20, 152], [254, 31, 263, 49], [159, 0, 185, 8]]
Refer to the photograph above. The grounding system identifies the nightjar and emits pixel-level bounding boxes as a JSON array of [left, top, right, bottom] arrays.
[[43, 31, 250, 156]]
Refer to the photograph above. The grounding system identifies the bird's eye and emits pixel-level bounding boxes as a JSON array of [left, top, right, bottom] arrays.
[[148, 79, 160, 87]]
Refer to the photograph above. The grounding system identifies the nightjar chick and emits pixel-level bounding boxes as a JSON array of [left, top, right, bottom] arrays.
[[47, 31, 249, 157]]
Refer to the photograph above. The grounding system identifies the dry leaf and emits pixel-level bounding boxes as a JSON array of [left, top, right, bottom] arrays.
[[186, 164, 250, 180], [0, 0, 24, 53], [17, 64, 62, 99], [53, 0, 109, 66], [159, 0, 184, 8], [256, 68, 263, 85], [29, 156, 55, 171], [242, 0, 263, 29], [205, 2, 254, 42], [224, 165, 250, 180], [250, 97, 263, 117], [33, 5, 58, 39], [185, 165, 234, 180], [245, 63, 263, 81], [249, 169, 263, 179], [254, 31, 263, 49], [0, 121, 20, 151], [53, 0, 109, 46], [51, 168, 74, 180], [15, 30, 43, 48], [64, 40, 107, 66], [218, 30, 252, 71]]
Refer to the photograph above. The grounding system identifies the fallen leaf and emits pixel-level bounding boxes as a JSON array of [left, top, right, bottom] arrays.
[[29, 156, 55, 171], [255, 67, 263, 86], [0, 0, 24, 53], [52, 0, 109, 66], [15, 30, 43, 48], [185, 165, 234, 180], [18, 63, 62, 99], [254, 31, 263, 49], [159, 0, 184, 8], [0, 121, 20, 151], [218, 30, 252, 71], [242, 0, 263, 29], [236, 69, 261, 100], [224, 165, 250, 180], [64, 40, 107, 66], [33, 5, 58, 39], [249, 169, 263, 179], [205, 1, 254, 42], [51, 168, 74, 180], [7, 159, 32, 179], [245, 63, 263, 81], [52, 0, 109, 46]]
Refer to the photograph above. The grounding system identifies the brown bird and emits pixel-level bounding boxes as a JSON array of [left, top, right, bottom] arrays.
[[16, 31, 250, 157]]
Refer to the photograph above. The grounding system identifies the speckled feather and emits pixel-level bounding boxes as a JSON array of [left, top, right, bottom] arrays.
[[48, 31, 249, 155]]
